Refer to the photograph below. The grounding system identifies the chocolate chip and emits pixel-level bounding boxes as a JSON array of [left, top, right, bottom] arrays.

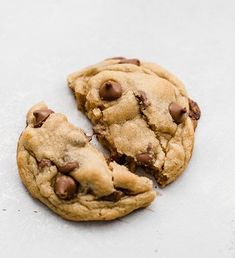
[[135, 90, 150, 108], [33, 109, 54, 128], [136, 153, 152, 165], [99, 80, 122, 101], [54, 175, 77, 200], [102, 191, 125, 202], [38, 159, 52, 169], [188, 98, 201, 121], [119, 58, 140, 66], [58, 161, 79, 174], [168, 102, 187, 125]]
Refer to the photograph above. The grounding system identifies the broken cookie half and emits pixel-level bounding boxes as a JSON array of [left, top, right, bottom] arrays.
[[17, 102, 156, 221], [68, 57, 201, 187]]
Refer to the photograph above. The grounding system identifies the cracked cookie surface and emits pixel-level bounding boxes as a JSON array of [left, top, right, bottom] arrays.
[[17, 102, 156, 221], [68, 57, 201, 187]]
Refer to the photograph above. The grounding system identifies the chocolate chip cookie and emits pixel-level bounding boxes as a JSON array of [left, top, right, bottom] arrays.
[[68, 57, 201, 187], [17, 102, 156, 221]]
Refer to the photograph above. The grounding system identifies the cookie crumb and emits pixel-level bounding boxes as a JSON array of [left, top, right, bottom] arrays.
[[33, 210, 38, 213]]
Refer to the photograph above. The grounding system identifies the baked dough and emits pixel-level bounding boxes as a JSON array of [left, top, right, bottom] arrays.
[[68, 57, 201, 187], [17, 102, 156, 221]]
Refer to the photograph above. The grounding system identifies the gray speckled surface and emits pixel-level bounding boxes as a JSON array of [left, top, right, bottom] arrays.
[[0, 0, 235, 257]]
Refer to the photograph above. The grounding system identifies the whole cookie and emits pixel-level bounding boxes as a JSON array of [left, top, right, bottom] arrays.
[[17, 102, 156, 221], [68, 57, 201, 187]]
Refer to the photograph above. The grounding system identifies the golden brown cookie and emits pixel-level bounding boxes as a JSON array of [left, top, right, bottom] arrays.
[[68, 57, 201, 187], [17, 102, 156, 221]]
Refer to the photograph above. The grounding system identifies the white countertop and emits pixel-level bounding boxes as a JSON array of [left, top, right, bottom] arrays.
[[0, 0, 235, 257]]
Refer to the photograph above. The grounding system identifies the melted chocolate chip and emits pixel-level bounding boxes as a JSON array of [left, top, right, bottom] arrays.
[[168, 102, 187, 125], [99, 80, 122, 101], [33, 109, 54, 128], [102, 191, 125, 202], [58, 161, 79, 174], [188, 98, 201, 121], [136, 153, 152, 165], [38, 159, 52, 169], [135, 90, 151, 108], [54, 175, 77, 200], [119, 58, 140, 66]]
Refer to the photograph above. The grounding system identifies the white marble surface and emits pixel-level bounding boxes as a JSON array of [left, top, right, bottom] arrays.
[[0, 0, 235, 257]]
